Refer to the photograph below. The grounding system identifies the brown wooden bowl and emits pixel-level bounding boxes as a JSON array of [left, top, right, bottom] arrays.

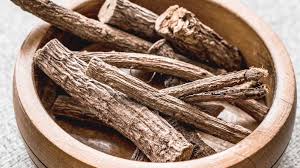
[[13, 0, 297, 167]]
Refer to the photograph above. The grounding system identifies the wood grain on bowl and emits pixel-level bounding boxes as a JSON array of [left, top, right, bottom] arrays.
[[13, 0, 296, 167]]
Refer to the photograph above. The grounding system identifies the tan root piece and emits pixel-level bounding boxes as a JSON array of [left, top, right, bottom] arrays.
[[98, 0, 160, 41], [161, 68, 268, 97], [155, 5, 244, 71], [182, 85, 267, 102]]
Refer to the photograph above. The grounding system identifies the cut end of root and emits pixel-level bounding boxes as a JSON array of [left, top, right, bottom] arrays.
[[155, 5, 180, 35], [247, 67, 269, 79], [262, 84, 269, 94], [98, 0, 117, 23], [173, 143, 194, 162]]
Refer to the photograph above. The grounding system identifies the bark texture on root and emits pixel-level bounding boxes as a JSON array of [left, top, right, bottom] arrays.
[[235, 100, 269, 122], [161, 68, 268, 98], [81, 42, 223, 74], [183, 85, 267, 102], [155, 5, 244, 71], [98, 0, 160, 41], [34, 39, 193, 162], [51, 96, 103, 125], [76, 51, 213, 81], [86, 57, 252, 143]]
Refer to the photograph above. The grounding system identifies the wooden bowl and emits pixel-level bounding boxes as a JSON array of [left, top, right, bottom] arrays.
[[13, 0, 297, 167]]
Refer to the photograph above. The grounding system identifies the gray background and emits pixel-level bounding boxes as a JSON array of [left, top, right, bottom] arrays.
[[0, 0, 299, 167]]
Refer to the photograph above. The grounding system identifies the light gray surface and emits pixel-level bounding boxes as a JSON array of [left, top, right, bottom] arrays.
[[0, 0, 299, 167]]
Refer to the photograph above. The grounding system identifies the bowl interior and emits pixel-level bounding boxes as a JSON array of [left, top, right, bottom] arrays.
[[33, 0, 275, 161]]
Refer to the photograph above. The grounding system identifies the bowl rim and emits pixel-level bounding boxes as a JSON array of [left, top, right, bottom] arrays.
[[14, 0, 296, 167]]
